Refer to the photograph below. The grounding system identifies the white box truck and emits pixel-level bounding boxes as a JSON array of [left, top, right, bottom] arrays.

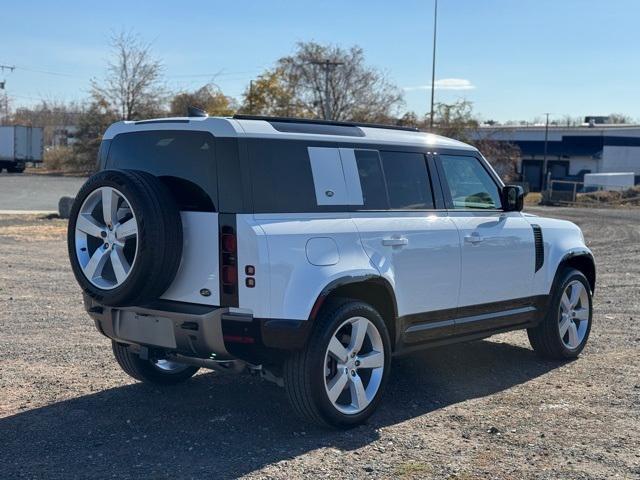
[[0, 125, 44, 173]]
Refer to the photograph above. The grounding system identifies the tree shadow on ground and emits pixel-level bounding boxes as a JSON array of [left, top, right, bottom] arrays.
[[0, 339, 563, 479]]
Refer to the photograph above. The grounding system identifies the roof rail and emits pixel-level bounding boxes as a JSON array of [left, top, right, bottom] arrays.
[[232, 114, 420, 132]]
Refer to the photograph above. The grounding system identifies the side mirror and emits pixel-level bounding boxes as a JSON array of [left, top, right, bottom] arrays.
[[503, 185, 524, 212]]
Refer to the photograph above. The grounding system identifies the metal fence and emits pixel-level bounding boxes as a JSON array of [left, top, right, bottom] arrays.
[[545, 180, 640, 206]]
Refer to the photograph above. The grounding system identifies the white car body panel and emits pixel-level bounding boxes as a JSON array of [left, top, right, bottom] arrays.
[[525, 216, 593, 296], [251, 213, 377, 321], [352, 211, 461, 316], [449, 211, 535, 306], [103, 116, 476, 151], [236, 214, 271, 318], [161, 212, 220, 306]]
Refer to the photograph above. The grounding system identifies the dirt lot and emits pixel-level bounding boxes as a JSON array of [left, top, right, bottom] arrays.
[[0, 207, 639, 479]]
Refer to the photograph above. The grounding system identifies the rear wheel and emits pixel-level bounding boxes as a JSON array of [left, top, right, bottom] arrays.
[[112, 342, 199, 385], [284, 300, 391, 428], [7, 165, 25, 173], [528, 268, 593, 359]]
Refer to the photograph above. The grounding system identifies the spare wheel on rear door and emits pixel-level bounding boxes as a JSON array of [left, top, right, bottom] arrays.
[[67, 169, 183, 306]]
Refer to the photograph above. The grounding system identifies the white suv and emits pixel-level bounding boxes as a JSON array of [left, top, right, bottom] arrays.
[[67, 114, 595, 428]]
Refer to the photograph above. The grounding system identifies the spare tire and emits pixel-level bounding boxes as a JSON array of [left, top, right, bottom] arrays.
[[67, 169, 183, 306]]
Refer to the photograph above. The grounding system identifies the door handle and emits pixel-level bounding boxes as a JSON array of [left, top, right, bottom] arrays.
[[382, 237, 408, 247], [464, 232, 484, 244]]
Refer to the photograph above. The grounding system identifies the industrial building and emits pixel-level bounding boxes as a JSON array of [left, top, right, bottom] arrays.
[[472, 120, 640, 191]]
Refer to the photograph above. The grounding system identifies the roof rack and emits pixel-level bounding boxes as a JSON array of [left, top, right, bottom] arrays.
[[232, 114, 420, 132]]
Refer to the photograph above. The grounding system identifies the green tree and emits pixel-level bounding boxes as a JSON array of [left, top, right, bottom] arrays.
[[71, 99, 118, 173]]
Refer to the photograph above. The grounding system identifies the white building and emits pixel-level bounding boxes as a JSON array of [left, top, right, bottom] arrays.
[[472, 123, 640, 191]]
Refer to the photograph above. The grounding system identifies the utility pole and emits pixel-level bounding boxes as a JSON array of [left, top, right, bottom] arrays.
[[542, 112, 550, 191], [429, 0, 438, 131], [310, 59, 344, 120], [0, 64, 15, 125]]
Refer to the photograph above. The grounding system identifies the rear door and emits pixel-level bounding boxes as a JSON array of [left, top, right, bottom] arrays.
[[435, 153, 535, 333], [106, 130, 222, 306], [349, 149, 461, 344]]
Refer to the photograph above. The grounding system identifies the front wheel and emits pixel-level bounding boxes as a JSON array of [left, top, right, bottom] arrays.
[[284, 300, 391, 428], [528, 268, 593, 359], [112, 342, 199, 385]]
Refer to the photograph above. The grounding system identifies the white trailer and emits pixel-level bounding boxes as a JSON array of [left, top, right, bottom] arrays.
[[583, 172, 635, 191], [0, 125, 44, 173]]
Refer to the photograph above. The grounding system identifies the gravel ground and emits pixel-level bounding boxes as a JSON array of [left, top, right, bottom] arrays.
[[0, 207, 639, 479]]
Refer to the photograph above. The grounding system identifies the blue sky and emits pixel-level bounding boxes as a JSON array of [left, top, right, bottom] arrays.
[[1, 0, 639, 122]]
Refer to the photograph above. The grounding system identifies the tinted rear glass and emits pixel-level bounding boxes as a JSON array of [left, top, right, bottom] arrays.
[[354, 150, 389, 209], [247, 139, 321, 213], [107, 130, 217, 208], [380, 151, 434, 209]]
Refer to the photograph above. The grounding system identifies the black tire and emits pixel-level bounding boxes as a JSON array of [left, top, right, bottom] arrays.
[[528, 268, 593, 359], [67, 169, 183, 306], [284, 300, 392, 428], [7, 166, 25, 173], [112, 341, 199, 385]]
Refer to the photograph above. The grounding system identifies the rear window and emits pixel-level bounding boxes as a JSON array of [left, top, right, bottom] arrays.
[[107, 130, 217, 208]]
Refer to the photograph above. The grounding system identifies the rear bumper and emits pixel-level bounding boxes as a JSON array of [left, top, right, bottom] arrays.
[[84, 295, 312, 363]]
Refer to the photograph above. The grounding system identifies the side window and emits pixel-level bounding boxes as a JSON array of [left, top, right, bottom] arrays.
[[380, 151, 434, 210], [248, 140, 320, 213], [439, 155, 502, 209], [354, 150, 389, 209]]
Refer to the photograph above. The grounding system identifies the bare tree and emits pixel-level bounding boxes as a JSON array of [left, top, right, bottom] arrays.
[[91, 31, 165, 120], [241, 42, 404, 122], [608, 113, 634, 124], [11, 99, 82, 146]]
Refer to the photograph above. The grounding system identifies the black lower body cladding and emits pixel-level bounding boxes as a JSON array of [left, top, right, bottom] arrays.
[[67, 169, 183, 306]]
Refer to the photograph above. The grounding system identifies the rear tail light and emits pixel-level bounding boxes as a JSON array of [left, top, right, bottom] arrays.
[[222, 265, 237, 285], [221, 233, 237, 253], [220, 225, 238, 296]]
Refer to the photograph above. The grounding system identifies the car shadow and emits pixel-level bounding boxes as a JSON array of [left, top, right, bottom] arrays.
[[0, 339, 563, 479]]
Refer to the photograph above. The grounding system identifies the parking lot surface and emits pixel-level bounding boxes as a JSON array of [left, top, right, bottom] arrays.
[[0, 173, 87, 212], [0, 206, 638, 479]]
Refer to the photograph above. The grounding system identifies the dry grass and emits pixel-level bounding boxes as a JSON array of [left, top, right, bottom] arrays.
[[0, 215, 66, 241], [524, 192, 542, 205]]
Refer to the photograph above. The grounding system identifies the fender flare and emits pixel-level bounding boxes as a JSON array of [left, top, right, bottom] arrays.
[[310, 274, 398, 321], [553, 250, 596, 293]]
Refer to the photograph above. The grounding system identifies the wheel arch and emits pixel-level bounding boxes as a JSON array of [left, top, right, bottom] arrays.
[[554, 251, 596, 294], [310, 275, 399, 349]]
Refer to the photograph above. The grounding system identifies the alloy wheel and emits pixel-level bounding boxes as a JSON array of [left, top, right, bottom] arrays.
[[74, 186, 138, 289], [558, 280, 590, 349], [323, 316, 385, 415]]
